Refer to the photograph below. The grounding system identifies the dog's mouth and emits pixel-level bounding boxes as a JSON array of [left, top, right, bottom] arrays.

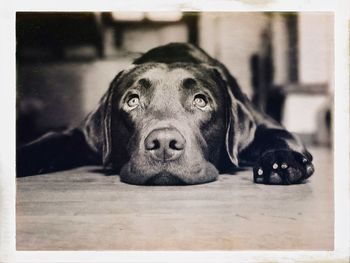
[[119, 161, 219, 186], [145, 173, 186, 186]]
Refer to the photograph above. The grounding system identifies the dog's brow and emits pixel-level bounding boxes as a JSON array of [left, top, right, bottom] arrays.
[[182, 78, 197, 89], [138, 78, 152, 89]]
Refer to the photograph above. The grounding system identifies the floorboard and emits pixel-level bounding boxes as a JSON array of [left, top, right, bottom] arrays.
[[16, 147, 333, 250]]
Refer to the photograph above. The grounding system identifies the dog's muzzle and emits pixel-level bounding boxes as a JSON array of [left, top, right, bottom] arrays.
[[144, 127, 185, 162], [119, 125, 219, 186]]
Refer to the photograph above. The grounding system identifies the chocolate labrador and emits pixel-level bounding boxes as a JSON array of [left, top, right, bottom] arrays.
[[17, 43, 315, 185]]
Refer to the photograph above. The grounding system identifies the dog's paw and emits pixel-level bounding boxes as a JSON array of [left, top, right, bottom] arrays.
[[253, 150, 314, 185]]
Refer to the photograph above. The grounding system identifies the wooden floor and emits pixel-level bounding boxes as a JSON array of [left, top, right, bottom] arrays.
[[16, 147, 333, 251]]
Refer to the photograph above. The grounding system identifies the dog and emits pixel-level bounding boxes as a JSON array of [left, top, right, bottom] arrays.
[[17, 43, 315, 185]]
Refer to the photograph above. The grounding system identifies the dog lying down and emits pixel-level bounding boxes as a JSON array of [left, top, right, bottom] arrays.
[[17, 43, 315, 185]]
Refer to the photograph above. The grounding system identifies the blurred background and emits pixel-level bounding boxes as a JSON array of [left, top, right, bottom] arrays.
[[16, 12, 333, 148]]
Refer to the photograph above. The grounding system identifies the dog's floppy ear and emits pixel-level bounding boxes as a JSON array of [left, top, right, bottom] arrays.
[[81, 68, 130, 168], [225, 89, 256, 166], [210, 66, 256, 167]]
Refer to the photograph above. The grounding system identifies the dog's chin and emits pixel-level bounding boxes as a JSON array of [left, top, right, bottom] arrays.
[[145, 173, 187, 186], [119, 161, 219, 186]]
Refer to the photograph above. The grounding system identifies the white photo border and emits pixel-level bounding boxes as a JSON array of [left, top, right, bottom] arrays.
[[1, 0, 349, 262]]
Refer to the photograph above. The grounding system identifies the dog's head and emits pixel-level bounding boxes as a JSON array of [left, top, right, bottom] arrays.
[[83, 62, 256, 185]]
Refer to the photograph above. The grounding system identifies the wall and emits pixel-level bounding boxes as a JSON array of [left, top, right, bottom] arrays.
[[283, 13, 333, 135], [122, 23, 188, 52], [199, 12, 270, 98], [298, 13, 333, 87]]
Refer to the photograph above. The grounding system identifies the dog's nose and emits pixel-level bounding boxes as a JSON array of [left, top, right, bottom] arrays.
[[144, 128, 185, 162]]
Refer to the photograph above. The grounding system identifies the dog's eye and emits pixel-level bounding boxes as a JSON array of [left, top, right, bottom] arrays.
[[193, 94, 208, 109], [127, 95, 140, 109]]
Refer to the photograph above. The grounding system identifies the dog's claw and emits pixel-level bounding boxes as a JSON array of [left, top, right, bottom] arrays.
[[281, 163, 288, 169], [272, 163, 278, 169], [255, 177, 264, 183], [257, 168, 263, 176], [270, 172, 282, 184], [306, 164, 315, 176]]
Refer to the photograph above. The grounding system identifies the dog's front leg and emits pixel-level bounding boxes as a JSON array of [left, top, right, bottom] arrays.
[[17, 128, 100, 177], [240, 125, 315, 185]]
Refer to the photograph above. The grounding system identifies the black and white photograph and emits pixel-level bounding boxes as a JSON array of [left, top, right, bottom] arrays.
[[15, 11, 334, 250], [0, 1, 349, 262]]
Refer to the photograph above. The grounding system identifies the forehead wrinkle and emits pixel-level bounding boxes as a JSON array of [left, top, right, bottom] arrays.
[[121, 63, 166, 90], [146, 72, 185, 114], [171, 64, 221, 95], [139, 66, 167, 81], [125, 63, 221, 101], [191, 74, 222, 98], [140, 66, 219, 104], [135, 68, 196, 99], [140, 67, 194, 84]]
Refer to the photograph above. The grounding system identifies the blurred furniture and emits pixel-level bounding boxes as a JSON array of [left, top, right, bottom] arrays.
[[16, 12, 199, 61], [102, 12, 199, 49], [250, 14, 331, 145], [17, 12, 104, 60]]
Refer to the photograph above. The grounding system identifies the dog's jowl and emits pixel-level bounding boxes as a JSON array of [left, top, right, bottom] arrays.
[[17, 43, 314, 185]]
